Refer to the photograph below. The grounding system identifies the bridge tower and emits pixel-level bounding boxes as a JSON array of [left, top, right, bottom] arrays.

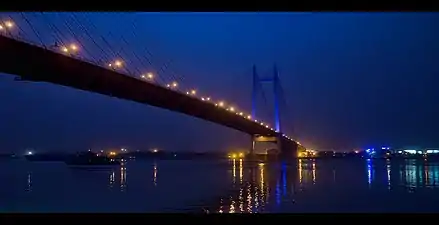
[[250, 65, 297, 160]]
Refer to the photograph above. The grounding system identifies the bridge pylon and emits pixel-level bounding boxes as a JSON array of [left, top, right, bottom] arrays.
[[249, 64, 298, 160]]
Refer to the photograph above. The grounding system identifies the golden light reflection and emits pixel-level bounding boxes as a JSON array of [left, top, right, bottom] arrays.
[[239, 159, 243, 184], [218, 164, 269, 213], [312, 160, 316, 184], [232, 159, 236, 184], [218, 199, 224, 213], [246, 183, 253, 213], [298, 159, 303, 185], [229, 199, 236, 213], [239, 187, 244, 212], [259, 163, 265, 199], [120, 164, 127, 191], [109, 171, 115, 187], [255, 186, 259, 210]]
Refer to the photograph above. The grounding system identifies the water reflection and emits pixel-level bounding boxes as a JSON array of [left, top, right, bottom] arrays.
[[153, 162, 158, 186], [16, 157, 439, 213], [217, 160, 278, 213], [109, 171, 115, 188], [215, 158, 439, 213], [298, 159, 316, 186], [120, 161, 127, 191], [365, 159, 439, 190], [107, 162, 127, 191], [367, 159, 373, 187], [26, 172, 32, 192], [239, 159, 243, 184], [386, 159, 391, 190]]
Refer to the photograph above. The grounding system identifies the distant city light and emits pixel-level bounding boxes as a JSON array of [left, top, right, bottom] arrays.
[[218, 101, 224, 107], [190, 89, 196, 95], [27, 151, 33, 155]]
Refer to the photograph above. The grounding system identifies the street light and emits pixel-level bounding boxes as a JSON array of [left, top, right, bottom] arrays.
[[69, 44, 78, 51], [109, 60, 123, 69], [4, 21, 13, 28], [61, 46, 69, 53]]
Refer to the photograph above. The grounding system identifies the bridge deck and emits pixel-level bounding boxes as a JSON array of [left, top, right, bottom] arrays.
[[0, 35, 288, 138]]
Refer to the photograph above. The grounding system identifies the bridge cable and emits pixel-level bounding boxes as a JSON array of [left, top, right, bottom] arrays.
[[39, 13, 70, 50], [257, 68, 273, 125], [81, 12, 138, 76], [128, 14, 185, 87], [69, 13, 113, 65], [277, 79, 294, 136], [76, 13, 120, 65], [2, 14, 24, 39], [57, 13, 100, 64], [126, 13, 180, 85], [124, 14, 167, 84], [17, 13, 43, 46]]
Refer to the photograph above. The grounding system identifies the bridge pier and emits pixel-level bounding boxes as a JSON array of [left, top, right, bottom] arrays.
[[250, 133, 299, 161]]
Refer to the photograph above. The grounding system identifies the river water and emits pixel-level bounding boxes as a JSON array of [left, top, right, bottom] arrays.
[[1, 158, 439, 212]]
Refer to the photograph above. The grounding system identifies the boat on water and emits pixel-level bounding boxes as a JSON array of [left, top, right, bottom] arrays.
[[64, 151, 120, 167]]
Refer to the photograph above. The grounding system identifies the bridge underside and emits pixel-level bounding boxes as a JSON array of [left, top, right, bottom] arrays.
[[0, 35, 303, 154], [251, 134, 299, 160]]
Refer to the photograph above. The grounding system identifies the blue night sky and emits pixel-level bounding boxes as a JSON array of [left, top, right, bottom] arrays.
[[0, 12, 438, 153]]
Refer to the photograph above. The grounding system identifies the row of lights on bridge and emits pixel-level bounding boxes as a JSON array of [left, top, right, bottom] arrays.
[[0, 19, 296, 143], [0, 20, 14, 31]]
